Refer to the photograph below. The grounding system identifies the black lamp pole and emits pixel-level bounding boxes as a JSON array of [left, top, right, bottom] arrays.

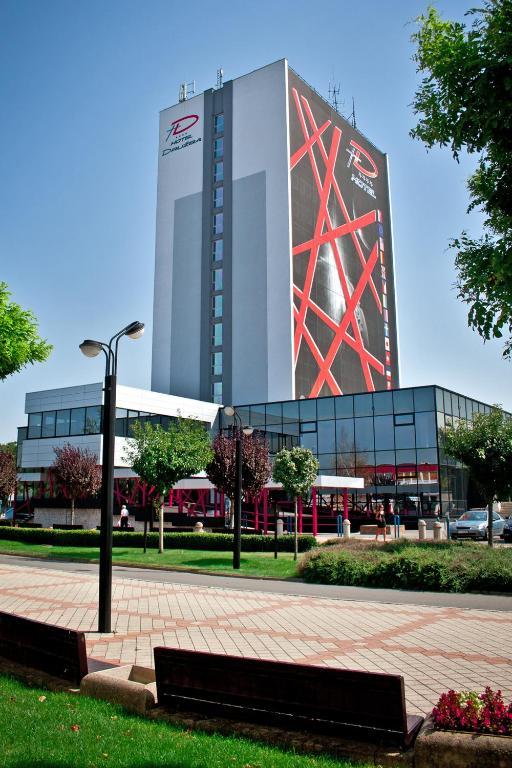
[[79, 321, 144, 633], [233, 419, 242, 570]]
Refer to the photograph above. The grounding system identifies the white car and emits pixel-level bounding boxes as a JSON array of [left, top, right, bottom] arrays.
[[451, 509, 506, 541]]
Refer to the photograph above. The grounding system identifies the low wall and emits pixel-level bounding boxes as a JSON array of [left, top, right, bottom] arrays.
[[33, 507, 100, 529]]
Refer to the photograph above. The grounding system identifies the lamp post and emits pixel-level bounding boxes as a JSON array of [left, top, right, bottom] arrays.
[[222, 406, 253, 570], [79, 321, 144, 633]]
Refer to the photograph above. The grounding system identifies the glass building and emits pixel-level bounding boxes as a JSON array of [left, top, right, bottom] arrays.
[[220, 385, 498, 521]]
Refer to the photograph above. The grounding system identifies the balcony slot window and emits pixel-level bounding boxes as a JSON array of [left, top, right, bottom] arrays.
[[213, 381, 223, 405], [212, 239, 223, 262], [214, 113, 224, 134], [212, 295, 223, 318], [213, 213, 223, 235], [213, 137, 224, 159], [212, 268, 223, 292], [213, 186, 223, 209], [212, 323, 223, 347], [212, 352, 223, 376], [214, 162, 224, 182]]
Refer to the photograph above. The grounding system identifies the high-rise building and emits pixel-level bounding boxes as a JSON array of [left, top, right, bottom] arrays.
[[152, 59, 399, 407]]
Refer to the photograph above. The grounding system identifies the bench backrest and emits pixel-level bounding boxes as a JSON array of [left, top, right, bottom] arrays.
[[154, 647, 420, 745], [0, 611, 88, 685]]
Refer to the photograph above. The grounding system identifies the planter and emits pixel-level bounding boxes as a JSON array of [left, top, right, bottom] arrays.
[[415, 715, 512, 768]]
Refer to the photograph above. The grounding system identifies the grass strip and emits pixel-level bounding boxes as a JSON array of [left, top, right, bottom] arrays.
[[0, 674, 371, 768]]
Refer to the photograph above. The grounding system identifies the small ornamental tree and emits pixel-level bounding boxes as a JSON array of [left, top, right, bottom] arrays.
[[125, 419, 213, 553], [273, 446, 319, 560], [0, 282, 52, 380], [0, 450, 17, 509], [442, 407, 512, 547], [52, 444, 102, 526], [206, 430, 272, 525]]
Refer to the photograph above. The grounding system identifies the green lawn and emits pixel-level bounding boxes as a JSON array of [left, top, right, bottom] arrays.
[[0, 539, 299, 579], [0, 675, 373, 768]]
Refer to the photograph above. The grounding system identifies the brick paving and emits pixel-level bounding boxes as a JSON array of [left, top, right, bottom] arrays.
[[0, 561, 510, 716]]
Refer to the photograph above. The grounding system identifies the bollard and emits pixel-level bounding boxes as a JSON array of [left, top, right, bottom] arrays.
[[342, 518, 351, 540], [418, 519, 426, 541], [276, 518, 284, 536], [193, 521, 204, 534], [433, 520, 443, 541]]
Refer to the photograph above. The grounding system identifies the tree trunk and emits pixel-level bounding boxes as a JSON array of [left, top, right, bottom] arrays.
[[159, 494, 165, 554], [70, 498, 75, 527], [293, 497, 298, 561], [487, 496, 494, 548]]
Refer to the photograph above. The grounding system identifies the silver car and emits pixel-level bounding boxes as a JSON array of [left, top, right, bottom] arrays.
[[451, 509, 506, 540]]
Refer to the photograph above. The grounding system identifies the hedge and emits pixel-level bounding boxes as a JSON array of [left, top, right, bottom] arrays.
[[298, 539, 512, 593], [0, 526, 316, 553]]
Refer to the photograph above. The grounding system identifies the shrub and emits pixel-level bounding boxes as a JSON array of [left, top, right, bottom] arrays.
[[432, 688, 512, 735], [0, 526, 316, 553]]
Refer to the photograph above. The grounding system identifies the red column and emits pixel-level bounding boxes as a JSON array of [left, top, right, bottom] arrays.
[[263, 490, 268, 535], [343, 489, 348, 520], [254, 496, 259, 532], [298, 496, 303, 534], [312, 488, 318, 536]]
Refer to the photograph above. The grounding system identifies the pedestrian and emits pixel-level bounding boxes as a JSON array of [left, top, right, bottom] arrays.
[[120, 504, 129, 529], [224, 495, 232, 528], [375, 503, 387, 542]]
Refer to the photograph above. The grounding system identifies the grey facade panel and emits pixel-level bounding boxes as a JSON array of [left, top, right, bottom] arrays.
[[231, 171, 268, 404], [169, 192, 203, 398]]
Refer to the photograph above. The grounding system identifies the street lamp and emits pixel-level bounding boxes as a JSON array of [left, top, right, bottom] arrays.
[[223, 406, 253, 570], [80, 321, 144, 632]]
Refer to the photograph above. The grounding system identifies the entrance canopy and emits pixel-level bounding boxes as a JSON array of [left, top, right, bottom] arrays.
[[173, 474, 364, 491]]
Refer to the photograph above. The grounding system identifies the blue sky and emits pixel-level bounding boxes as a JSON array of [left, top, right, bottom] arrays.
[[1, 0, 510, 442]]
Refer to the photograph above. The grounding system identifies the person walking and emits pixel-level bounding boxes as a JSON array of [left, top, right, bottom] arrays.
[[375, 503, 387, 542], [120, 504, 129, 529]]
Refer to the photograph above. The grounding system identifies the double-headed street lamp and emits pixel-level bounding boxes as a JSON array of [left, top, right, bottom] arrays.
[[223, 406, 253, 570], [79, 321, 145, 633]]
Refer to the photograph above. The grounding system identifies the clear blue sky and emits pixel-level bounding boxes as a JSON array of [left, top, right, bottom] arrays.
[[1, 0, 510, 442]]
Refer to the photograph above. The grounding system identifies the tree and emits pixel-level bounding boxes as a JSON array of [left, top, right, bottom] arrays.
[[272, 446, 319, 560], [442, 407, 512, 547], [51, 444, 102, 526], [0, 442, 17, 461], [206, 430, 272, 524], [125, 419, 213, 553], [0, 282, 52, 379], [410, 2, 512, 355], [0, 450, 17, 510]]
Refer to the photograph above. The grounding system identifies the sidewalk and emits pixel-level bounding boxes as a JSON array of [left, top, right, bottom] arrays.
[[0, 559, 510, 717]]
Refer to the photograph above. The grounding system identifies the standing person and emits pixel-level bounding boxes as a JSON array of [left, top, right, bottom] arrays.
[[375, 503, 387, 542], [224, 495, 232, 528], [120, 504, 129, 529]]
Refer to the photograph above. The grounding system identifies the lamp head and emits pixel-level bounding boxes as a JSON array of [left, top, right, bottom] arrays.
[[125, 321, 145, 340], [79, 340, 103, 358], [223, 405, 235, 417], [242, 426, 254, 436]]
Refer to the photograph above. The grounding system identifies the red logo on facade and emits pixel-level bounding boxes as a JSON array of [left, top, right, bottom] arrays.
[[346, 140, 378, 179], [168, 114, 199, 136]]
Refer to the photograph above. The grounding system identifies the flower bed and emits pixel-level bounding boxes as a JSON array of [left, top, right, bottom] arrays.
[[432, 688, 512, 735]]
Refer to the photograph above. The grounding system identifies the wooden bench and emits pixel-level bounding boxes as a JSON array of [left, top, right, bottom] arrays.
[[0, 610, 88, 685], [154, 647, 423, 747]]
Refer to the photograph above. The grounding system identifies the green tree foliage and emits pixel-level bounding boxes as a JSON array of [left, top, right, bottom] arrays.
[[442, 407, 512, 547], [411, 2, 512, 355], [125, 419, 213, 552], [52, 444, 102, 526], [0, 442, 17, 461], [273, 446, 319, 560], [0, 282, 52, 379], [0, 450, 17, 506]]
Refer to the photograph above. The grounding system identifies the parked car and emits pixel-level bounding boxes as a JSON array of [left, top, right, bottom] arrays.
[[451, 509, 506, 540], [501, 516, 512, 542]]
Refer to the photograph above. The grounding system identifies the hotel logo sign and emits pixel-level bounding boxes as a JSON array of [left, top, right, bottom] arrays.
[[162, 114, 202, 156]]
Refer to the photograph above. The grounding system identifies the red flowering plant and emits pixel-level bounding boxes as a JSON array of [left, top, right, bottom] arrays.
[[432, 687, 512, 735]]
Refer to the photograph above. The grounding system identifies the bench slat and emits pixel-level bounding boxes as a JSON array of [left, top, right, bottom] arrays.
[[154, 648, 423, 746], [0, 611, 88, 685]]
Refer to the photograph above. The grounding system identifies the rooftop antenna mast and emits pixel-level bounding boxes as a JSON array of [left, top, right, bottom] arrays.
[[178, 80, 196, 103], [348, 96, 357, 129], [216, 67, 224, 89], [328, 80, 341, 113]]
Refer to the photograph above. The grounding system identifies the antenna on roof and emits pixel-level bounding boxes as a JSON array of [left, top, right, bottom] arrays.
[[178, 80, 196, 103], [328, 80, 341, 113], [216, 68, 224, 89], [348, 96, 357, 129]]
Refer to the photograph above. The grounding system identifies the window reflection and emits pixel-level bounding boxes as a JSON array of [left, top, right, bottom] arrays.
[[70, 408, 85, 435], [56, 409, 70, 437], [42, 411, 56, 438]]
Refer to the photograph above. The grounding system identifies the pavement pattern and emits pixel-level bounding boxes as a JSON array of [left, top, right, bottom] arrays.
[[0, 560, 510, 717]]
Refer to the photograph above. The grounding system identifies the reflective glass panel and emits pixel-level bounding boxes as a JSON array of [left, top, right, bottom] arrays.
[[337, 453, 355, 475], [282, 400, 299, 422], [354, 393, 373, 417], [213, 295, 223, 317], [300, 431, 317, 452], [317, 420, 335, 453], [393, 389, 414, 414], [212, 239, 223, 262], [435, 387, 445, 412], [299, 398, 316, 420], [394, 424, 415, 449], [318, 454, 336, 471], [394, 413, 414, 425], [214, 162, 223, 182], [249, 404, 266, 427], [213, 268, 223, 291], [42, 411, 56, 438], [354, 417, 374, 451], [55, 409, 70, 437], [335, 395, 353, 418], [336, 419, 355, 453], [415, 411, 437, 448], [213, 213, 223, 235], [28, 412, 42, 439], [414, 387, 435, 412], [265, 402, 282, 425], [85, 406, 102, 434], [214, 137, 223, 159], [374, 415, 394, 450], [316, 397, 334, 420], [373, 391, 393, 415], [212, 352, 223, 376], [212, 323, 222, 347], [213, 186, 223, 208], [70, 408, 85, 435], [300, 421, 316, 433], [214, 113, 224, 133]]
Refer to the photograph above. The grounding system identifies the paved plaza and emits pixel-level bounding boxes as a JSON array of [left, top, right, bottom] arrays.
[[0, 559, 511, 717]]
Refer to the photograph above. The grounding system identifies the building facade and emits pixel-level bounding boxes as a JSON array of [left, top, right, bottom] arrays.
[[152, 60, 399, 408]]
